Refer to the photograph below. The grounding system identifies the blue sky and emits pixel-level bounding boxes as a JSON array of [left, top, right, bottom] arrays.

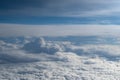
[[1, 0, 120, 24]]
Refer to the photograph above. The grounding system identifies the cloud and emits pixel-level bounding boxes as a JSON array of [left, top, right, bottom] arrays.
[[0, 36, 120, 79], [0, 36, 64, 63], [67, 44, 120, 60], [1, 0, 120, 17], [0, 52, 120, 80], [0, 40, 40, 63], [1, 24, 120, 37], [0, 36, 120, 64], [22, 37, 63, 54]]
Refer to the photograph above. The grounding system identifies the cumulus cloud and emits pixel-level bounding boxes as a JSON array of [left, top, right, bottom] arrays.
[[0, 36, 120, 64], [0, 36, 120, 79], [0, 52, 120, 80], [22, 37, 63, 54], [67, 44, 120, 60], [0, 36, 65, 63]]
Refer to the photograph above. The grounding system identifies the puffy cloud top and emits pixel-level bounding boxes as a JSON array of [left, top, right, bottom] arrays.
[[22, 37, 63, 54]]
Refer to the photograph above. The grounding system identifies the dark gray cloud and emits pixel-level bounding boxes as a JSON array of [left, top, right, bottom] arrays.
[[1, 0, 120, 17]]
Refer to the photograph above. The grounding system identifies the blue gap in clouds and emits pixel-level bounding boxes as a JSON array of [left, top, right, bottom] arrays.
[[1, 16, 120, 25], [0, 16, 93, 24]]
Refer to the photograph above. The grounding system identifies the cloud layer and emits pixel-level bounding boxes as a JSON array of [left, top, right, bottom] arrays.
[[0, 36, 120, 79], [0, 36, 120, 63], [1, 24, 120, 37], [1, 0, 120, 17], [0, 52, 120, 80]]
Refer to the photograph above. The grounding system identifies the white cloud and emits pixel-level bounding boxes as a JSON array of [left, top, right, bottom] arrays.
[[68, 44, 120, 60], [0, 36, 120, 79], [22, 37, 63, 54], [0, 36, 120, 64], [0, 52, 120, 80], [0, 37, 64, 63], [1, 24, 120, 37]]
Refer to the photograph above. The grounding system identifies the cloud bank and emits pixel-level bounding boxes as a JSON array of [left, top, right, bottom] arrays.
[[0, 36, 120, 64], [1, 24, 120, 37], [0, 36, 120, 79]]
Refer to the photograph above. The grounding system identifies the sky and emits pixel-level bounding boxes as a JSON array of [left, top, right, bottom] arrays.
[[1, 0, 120, 37], [1, 1, 120, 79], [0, 0, 120, 24]]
